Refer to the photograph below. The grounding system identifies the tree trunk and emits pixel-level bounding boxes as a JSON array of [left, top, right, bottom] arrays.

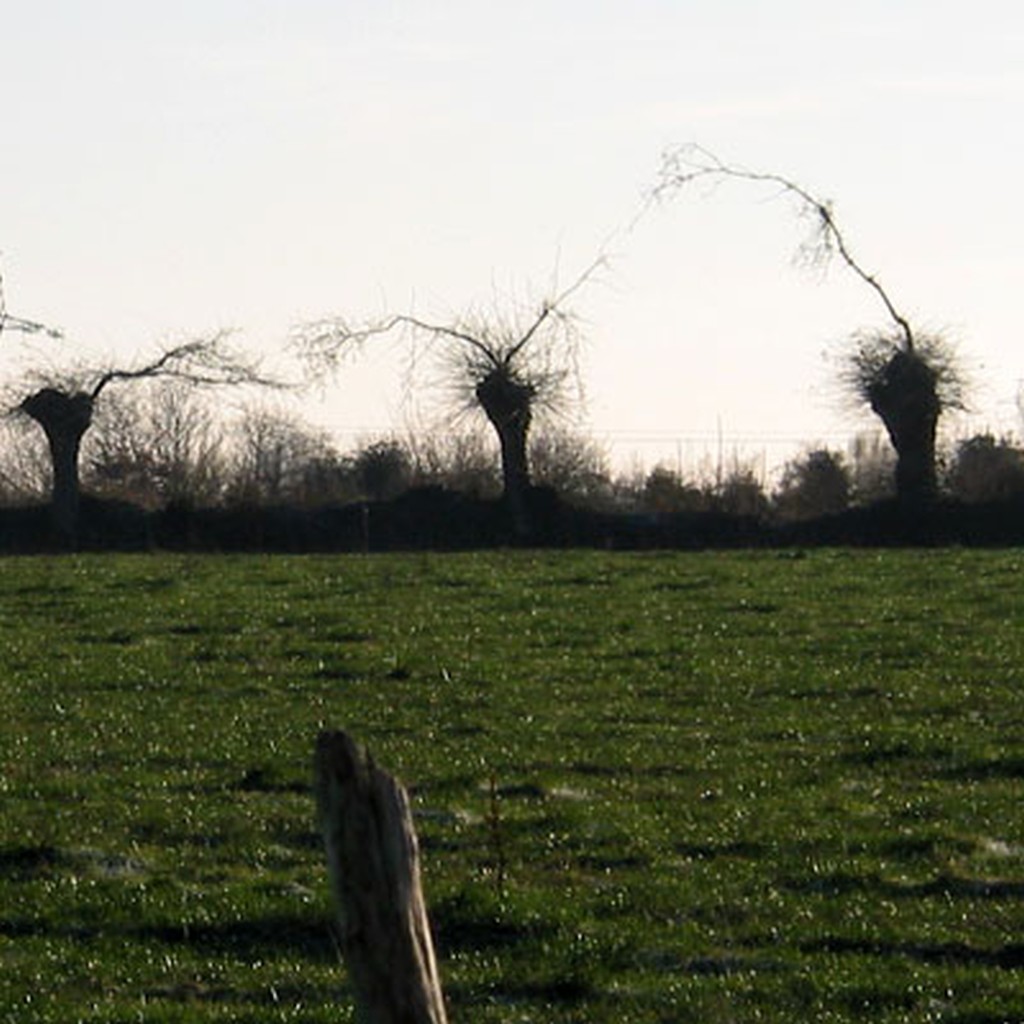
[[314, 730, 448, 1024], [888, 416, 939, 510], [20, 389, 94, 549], [867, 351, 941, 511], [492, 415, 531, 534], [476, 369, 534, 536]]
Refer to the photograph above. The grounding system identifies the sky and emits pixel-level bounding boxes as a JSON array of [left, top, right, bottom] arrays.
[[3, 1, 1023, 477]]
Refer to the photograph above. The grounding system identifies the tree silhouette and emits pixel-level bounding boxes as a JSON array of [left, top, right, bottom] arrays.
[[10, 335, 282, 547], [83, 380, 226, 509], [656, 144, 966, 511], [773, 448, 850, 521], [296, 259, 603, 534]]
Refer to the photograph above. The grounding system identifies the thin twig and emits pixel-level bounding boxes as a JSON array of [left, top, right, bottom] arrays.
[[0, 269, 62, 340], [656, 144, 915, 351]]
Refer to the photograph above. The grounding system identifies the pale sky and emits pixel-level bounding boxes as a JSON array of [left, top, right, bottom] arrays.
[[3, 1, 1023, 475]]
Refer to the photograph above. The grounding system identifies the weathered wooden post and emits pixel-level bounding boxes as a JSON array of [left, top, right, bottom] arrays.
[[314, 729, 449, 1024]]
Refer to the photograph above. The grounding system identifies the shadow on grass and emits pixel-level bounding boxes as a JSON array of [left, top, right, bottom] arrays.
[[840, 741, 952, 767], [0, 844, 147, 879], [841, 748, 1024, 781], [785, 871, 1024, 900], [141, 979, 349, 1008], [0, 912, 338, 962], [800, 936, 1024, 969], [0, 844, 61, 878], [234, 766, 310, 794], [938, 756, 1024, 781], [430, 890, 555, 955], [676, 840, 767, 860], [135, 915, 338, 962]]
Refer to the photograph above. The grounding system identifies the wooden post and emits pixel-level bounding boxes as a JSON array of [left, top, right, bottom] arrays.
[[314, 730, 449, 1024]]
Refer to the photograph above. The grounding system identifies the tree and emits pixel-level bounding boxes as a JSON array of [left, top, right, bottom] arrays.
[[405, 428, 502, 498], [82, 380, 227, 509], [840, 329, 964, 508], [10, 335, 280, 546], [224, 405, 346, 507], [296, 259, 603, 534], [773, 448, 850, 521], [716, 462, 769, 519], [640, 464, 709, 514], [0, 415, 49, 503], [946, 434, 1024, 504], [847, 432, 897, 506], [353, 439, 412, 502], [655, 145, 967, 511], [529, 429, 611, 508]]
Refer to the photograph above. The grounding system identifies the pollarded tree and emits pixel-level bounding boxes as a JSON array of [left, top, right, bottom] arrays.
[[9, 335, 282, 547], [655, 145, 967, 511], [840, 328, 964, 506], [296, 260, 603, 534]]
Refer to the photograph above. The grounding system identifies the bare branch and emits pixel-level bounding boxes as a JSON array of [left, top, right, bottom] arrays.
[[295, 245, 607, 369], [655, 144, 915, 351], [381, 315, 499, 363], [504, 253, 606, 365], [0, 268, 62, 340], [89, 332, 288, 401]]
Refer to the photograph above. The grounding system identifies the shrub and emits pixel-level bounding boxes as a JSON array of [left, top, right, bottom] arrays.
[[946, 434, 1024, 503], [847, 432, 897, 505], [224, 406, 352, 507], [640, 465, 709, 514], [529, 430, 612, 508], [773, 449, 850, 521], [354, 439, 413, 501], [407, 430, 502, 498], [716, 464, 769, 519]]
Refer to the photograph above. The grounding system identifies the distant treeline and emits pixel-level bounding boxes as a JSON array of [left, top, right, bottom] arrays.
[[2, 475, 1024, 555], [1, 381, 1023, 551]]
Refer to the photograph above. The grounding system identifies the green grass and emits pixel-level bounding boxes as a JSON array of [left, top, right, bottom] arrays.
[[2, 548, 1024, 1022]]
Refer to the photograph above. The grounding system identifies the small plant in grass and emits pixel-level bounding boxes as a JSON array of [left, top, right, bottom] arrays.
[[485, 772, 507, 891]]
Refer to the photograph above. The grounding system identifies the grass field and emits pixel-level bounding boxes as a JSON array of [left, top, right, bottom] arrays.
[[2, 548, 1023, 1022]]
